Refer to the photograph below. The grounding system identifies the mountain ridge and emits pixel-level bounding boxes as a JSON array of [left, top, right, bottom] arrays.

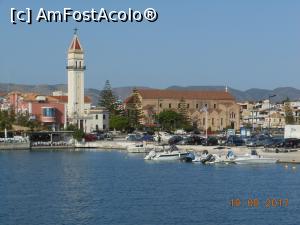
[[0, 83, 299, 105]]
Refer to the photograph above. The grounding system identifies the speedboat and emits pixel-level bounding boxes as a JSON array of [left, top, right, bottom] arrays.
[[234, 149, 278, 164], [201, 150, 236, 164], [144, 145, 189, 161], [192, 150, 209, 163]]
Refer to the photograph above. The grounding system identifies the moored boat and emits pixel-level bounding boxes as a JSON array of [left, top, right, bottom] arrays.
[[144, 145, 189, 161], [234, 149, 278, 164]]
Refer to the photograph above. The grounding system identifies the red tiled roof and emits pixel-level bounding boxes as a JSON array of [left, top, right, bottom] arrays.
[[135, 89, 235, 101], [51, 95, 91, 103], [69, 35, 83, 51]]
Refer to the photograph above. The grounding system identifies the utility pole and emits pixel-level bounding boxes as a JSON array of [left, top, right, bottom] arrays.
[[268, 94, 276, 134]]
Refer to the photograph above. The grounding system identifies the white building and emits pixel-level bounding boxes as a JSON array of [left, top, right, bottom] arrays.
[[85, 108, 110, 133]]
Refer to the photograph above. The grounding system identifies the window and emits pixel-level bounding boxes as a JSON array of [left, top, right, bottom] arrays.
[[214, 104, 216, 109], [42, 108, 55, 117], [103, 114, 106, 120], [196, 104, 198, 109], [169, 103, 171, 108], [187, 104, 190, 109], [221, 118, 223, 126], [212, 118, 214, 126], [79, 61, 81, 68], [75, 61, 77, 68], [159, 103, 162, 108], [178, 103, 180, 108], [203, 118, 205, 125], [103, 124, 106, 130], [95, 115, 98, 120], [205, 103, 208, 108], [96, 125, 99, 130]]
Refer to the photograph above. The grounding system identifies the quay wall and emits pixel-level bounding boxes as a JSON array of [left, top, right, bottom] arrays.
[[0, 142, 30, 150], [2, 140, 300, 164]]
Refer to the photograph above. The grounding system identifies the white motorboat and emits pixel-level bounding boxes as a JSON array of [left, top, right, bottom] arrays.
[[192, 150, 209, 163], [234, 149, 278, 164], [144, 145, 189, 161], [199, 150, 236, 164]]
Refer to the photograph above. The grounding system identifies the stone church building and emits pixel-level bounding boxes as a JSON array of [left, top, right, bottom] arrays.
[[125, 89, 240, 131]]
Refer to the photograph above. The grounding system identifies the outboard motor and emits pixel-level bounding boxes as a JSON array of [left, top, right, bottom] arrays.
[[226, 150, 235, 160], [144, 150, 156, 160], [201, 154, 214, 164], [185, 152, 195, 162], [202, 150, 209, 155]]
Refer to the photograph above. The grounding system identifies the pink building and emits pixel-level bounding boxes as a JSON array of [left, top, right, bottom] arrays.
[[7, 92, 91, 130]]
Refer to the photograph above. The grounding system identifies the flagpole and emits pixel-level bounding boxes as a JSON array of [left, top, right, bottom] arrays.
[[205, 109, 208, 139], [200, 106, 208, 139]]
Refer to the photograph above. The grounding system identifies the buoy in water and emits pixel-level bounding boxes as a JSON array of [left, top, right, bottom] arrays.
[[284, 164, 288, 169], [292, 166, 296, 170]]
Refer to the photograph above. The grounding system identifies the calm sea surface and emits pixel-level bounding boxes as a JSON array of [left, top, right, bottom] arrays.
[[0, 149, 299, 225]]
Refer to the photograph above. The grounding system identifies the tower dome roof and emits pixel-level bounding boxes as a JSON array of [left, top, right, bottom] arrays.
[[68, 34, 83, 52]]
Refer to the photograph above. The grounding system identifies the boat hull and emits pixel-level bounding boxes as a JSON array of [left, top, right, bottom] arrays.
[[152, 153, 189, 161]]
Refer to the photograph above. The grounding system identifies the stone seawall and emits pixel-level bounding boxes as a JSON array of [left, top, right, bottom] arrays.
[[0, 142, 30, 150]]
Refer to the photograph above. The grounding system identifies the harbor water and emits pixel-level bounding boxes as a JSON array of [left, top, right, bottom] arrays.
[[0, 149, 299, 225]]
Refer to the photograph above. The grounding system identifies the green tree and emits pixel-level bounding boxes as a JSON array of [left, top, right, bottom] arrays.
[[157, 109, 184, 131], [126, 88, 143, 129], [284, 101, 295, 125], [178, 98, 190, 123], [65, 124, 85, 141], [109, 115, 130, 131], [98, 80, 117, 114], [0, 110, 13, 131]]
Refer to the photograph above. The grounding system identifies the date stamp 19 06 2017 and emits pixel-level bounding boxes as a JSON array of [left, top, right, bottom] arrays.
[[230, 198, 289, 208]]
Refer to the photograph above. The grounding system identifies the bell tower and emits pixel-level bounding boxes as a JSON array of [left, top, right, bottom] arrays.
[[67, 29, 86, 126]]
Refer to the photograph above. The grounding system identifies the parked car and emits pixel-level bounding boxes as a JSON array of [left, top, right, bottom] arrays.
[[177, 135, 204, 145], [126, 133, 142, 141], [282, 138, 300, 148], [141, 134, 154, 142], [225, 136, 245, 146], [246, 135, 271, 147], [168, 135, 184, 145], [201, 136, 218, 146], [263, 137, 284, 148], [84, 133, 97, 142]]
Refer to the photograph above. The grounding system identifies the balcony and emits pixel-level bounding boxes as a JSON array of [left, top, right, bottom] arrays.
[[41, 107, 56, 123], [66, 65, 86, 70], [41, 116, 56, 123]]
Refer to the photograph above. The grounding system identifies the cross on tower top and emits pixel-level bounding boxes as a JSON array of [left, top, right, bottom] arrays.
[[74, 28, 78, 35]]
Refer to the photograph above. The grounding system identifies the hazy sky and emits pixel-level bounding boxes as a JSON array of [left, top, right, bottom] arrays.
[[1, 0, 300, 90]]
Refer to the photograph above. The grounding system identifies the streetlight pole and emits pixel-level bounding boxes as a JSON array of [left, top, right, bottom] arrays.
[[205, 109, 208, 139], [268, 94, 276, 134], [200, 106, 208, 139]]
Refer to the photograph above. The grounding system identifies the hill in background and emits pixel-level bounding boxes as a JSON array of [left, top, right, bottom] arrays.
[[1, 83, 300, 105]]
